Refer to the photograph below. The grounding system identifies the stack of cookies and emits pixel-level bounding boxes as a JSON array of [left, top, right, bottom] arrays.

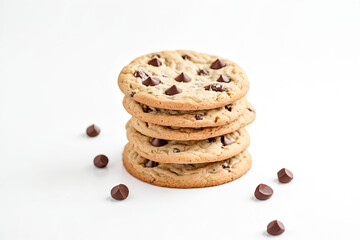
[[118, 50, 255, 188]]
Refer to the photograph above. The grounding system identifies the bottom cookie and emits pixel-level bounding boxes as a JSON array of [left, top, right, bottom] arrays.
[[122, 143, 252, 188]]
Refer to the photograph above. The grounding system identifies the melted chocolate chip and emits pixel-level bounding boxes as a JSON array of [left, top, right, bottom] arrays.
[[134, 71, 148, 79], [222, 162, 231, 172], [225, 105, 232, 111], [142, 77, 160, 86], [204, 83, 227, 92], [195, 114, 203, 120], [198, 69, 209, 76], [210, 59, 226, 69], [165, 85, 182, 95], [175, 72, 191, 82], [208, 138, 216, 143], [130, 92, 136, 97], [151, 138, 168, 147], [182, 54, 191, 60], [142, 105, 153, 113], [217, 74, 230, 83], [148, 58, 162, 67], [144, 160, 158, 168], [173, 148, 180, 153], [221, 136, 233, 146]]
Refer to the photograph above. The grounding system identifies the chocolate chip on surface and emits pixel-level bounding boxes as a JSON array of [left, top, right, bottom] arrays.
[[195, 114, 203, 120], [165, 85, 182, 95], [277, 168, 294, 183], [204, 83, 227, 92], [208, 138, 216, 143], [173, 148, 180, 153], [86, 124, 100, 137], [267, 220, 285, 236], [148, 58, 162, 67], [217, 74, 230, 83], [130, 92, 136, 97], [142, 105, 153, 113], [142, 77, 160, 86], [225, 105, 232, 111], [151, 138, 168, 147], [254, 184, 273, 200], [210, 59, 226, 69], [144, 160, 158, 168], [175, 72, 191, 82], [111, 184, 129, 200], [134, 71, 148, 79], [221, 136, 233, 146], [182, 54, 191, 60], [198, 69, 209, 76], [93, 154, 109, 168]]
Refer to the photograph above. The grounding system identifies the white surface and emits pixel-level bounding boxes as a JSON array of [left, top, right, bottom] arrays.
[[1, 0, 359, 239]]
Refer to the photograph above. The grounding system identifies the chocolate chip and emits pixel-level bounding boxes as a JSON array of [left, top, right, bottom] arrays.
[[175, 72, 191, 82], [173, 148, 180, 153], [225, 105, 232, 111], [210, 59, 226, 69], [277, 168, 293, 183], [142, 77, 160, 86], [248, 107, 255, 112], [198, 69, 209, 76], [222, 162, 231, 172], [151, 138, 168, 147], [204, 83, 227, 92], [93, 154, 108, 168], [86, 124, 100, 137], [165, 85, 182, 95], [182, 54, 191, 60], [111, 184, 129, 200], [195, 114, 203, 120], [254, 184, 273, 200], [221, 136, 233, 146], [148, 58, 162, 67], [144, 160, 158, 168], [130, 92, 136, 97], [134, 71, 148, 79], [142, 105, 153, 113], [267, 220, 285, 236], [208, 138, 216, 143], [217, 74, 230, 83]]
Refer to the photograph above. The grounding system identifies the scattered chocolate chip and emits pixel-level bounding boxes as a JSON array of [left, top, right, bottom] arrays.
[[210, 59, 226, 69], [267, 220, 285, 236], [173, 148, 180, 153], [144, 160, 158, 168], [254, 184, 273, 200], [221, 136, 233, 146], [165, 85, 182, 95], [93, 154, 109, 168], [142, 77, 160, 86], [151, 138, 168, 147], [175, 72, 191, 82], [204, 83, 227, 92], [148, 58, 162, 67], [142, 105, 153, 113], [217, 74, 230, 83], [208, 138, 216, 143], [277, 168, 293, 183], [130, 92, 136, 97], [134, 71, 148, 79], [198, 69, 209, 76], [111, 184, 129, 200], [182, 54, 191, 60], [195, 114, 203, 120], [86, 124, 100, 137], [225, 105, 232, 111], [222, 162, 231, 172]]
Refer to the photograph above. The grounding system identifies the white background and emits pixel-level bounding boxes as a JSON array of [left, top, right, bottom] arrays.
[[1, 0, 359, 239]]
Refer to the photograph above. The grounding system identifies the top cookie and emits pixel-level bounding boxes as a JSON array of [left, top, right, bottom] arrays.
[[118, 50, 249, 110]]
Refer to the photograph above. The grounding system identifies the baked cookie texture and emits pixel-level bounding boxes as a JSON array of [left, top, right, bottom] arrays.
[[122, 143, 252, 188], [126, 121, 250, 164], [123, 96, 252, 128], [118, 50, 249, 110], [129, 104, 255, 140]]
